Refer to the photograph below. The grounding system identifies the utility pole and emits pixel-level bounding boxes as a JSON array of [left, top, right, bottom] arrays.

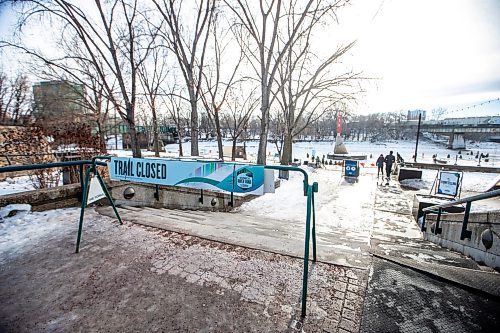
[[414, 113, 422, 162]]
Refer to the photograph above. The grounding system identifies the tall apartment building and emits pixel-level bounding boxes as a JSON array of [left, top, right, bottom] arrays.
[[33, 80, 87, 122]]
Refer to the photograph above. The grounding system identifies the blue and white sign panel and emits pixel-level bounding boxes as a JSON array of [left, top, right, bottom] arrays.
[[344, 160, 359, 178], [437, 171, 460, 197], [109, 157, 265, 195]]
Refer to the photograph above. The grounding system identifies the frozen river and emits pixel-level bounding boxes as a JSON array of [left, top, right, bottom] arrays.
[[1, 139, 499, 196], [162, 138, 500, 167]]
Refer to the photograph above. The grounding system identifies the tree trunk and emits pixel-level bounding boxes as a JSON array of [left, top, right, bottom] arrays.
[[257, 93, 270, 165], [231, 138, 237, 161], [125, 105, 142, 158], [152, 106, 160, 157], [281, 130, 293, 165], [97, 121, 107, 154], [189, 92, 199, 156], [214, 110, 224, 160]]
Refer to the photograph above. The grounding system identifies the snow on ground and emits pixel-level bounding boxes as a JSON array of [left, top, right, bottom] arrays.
[[2, 139, 498, 196], [238, 165, 375, 240], [236, 166, 312, 223], [0, 172, 63, 196], [0, 176, 35, 195], [0, 205, 82, 264], [400, 169, 499, 193], [162, 138, 500, 167]]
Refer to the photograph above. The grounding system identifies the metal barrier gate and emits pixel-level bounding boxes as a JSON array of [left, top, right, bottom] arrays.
[[0, 156, 318, 318]]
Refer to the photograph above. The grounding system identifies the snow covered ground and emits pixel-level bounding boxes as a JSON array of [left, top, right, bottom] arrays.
[[159, 138, 500, 167], [0, 172, 63, 196], [399, 169, 499, 193], [1, 139, 498, 196], [0, 204, 72, 265]]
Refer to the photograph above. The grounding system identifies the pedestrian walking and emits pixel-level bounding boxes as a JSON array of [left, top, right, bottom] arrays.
[[384, 151, 395, 180], [376, 154, 384, 178]]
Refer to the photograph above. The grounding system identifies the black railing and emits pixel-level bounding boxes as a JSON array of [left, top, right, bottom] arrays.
[[421, 189, 500, 240]]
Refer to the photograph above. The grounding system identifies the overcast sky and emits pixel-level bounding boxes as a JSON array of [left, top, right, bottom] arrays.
[[1, 0, 499, 118], [336, 0, 500, 117]]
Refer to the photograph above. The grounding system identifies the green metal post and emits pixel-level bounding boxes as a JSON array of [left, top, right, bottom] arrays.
[[435, 208, 443, 235], [79, 164, 84, 196], [301, 185, 313, 318], [94, 167, 123, 225], [312, 190, 317, 262], [460, 201, 473, 240], [76, 166, 92, 253], [421, 212, 427, 232]]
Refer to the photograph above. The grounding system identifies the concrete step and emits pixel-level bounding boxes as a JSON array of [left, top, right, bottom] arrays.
[[98, 205, 372, 268]]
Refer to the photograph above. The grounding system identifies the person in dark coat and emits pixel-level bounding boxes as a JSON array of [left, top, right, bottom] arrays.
[[376, 154, 384, 178], [384, 151, 396, 179]]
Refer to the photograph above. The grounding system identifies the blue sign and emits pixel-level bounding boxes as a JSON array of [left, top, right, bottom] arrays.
[[344, 160, 359, 177], [109, 157, 265, 195]]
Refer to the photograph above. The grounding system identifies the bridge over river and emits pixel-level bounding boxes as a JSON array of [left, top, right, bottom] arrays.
[[403, 119, 500, 149]]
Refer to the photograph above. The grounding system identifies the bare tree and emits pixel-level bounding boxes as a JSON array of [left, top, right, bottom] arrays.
[[153, 0, 216, 157], [162, 84, 189, 157], [137, 26, 169, 157], [225, 0, 349, 164], [222, 84, 258, 160], [17, 28, 118, 153], [10, 74, 30, 124], [0, 70, 30, 125], [275, 38, 361, 164], [200, 11, 245, 160], [431, 107, 447, 121], [0, 70, 14, 123], [2, 0, 155, 157]]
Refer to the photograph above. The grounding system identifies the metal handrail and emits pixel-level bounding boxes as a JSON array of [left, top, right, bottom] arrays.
[[422, 188, 500, 212], [420, 188, 500, 240], [0, 160, 107, 173], [1, 156, 318, 318], [91, 155, 317, 317]]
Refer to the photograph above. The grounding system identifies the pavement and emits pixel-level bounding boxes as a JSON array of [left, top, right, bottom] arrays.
[[97, 171, 377, 269], [1, 168, 500, 332], [361, 183, 500, 332]]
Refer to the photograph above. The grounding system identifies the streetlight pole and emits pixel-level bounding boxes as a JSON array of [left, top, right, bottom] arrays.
[[414, 113, 422, 162]]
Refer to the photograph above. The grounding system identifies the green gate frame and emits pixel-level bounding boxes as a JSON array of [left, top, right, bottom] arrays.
[[0, 157, 318, 318], [264, 165, 318, 318], [76, 157, 123, 253]]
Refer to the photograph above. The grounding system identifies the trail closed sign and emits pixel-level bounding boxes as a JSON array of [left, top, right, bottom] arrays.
[[109, 157, 265, 195]]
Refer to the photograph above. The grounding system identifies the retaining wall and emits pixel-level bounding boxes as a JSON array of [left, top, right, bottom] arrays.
[[0, 181, 256, 212], [424, 211, 500, 269], [107, 181, 255, 212]]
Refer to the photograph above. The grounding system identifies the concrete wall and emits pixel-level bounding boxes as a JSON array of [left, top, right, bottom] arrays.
[[425, 211, 500, 269], [0, 183, 82, 211], [0, 181, 256, 212], [107, 181, 255, 212]]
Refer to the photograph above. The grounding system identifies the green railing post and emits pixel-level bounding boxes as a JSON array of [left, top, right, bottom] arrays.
[[435, 208, 443, 235], [263, 165, 317, 318], [79, 164, 84, 199], [76, 166, 92, 253], [301, 185, 313, 318], [421, 212, 427, 232], [460, 201, 473, 240], [312, 188, 317, 262]]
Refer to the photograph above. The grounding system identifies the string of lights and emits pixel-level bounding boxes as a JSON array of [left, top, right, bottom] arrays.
[[446, 97, 500, 116]]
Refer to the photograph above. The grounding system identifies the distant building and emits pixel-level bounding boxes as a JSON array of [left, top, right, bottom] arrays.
[[407, 110, 426, 121], [33, 80, 88, 122]]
